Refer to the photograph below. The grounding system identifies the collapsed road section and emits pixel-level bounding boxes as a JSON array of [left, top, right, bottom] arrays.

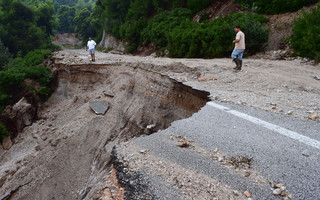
[[0, 61, 209, 200]]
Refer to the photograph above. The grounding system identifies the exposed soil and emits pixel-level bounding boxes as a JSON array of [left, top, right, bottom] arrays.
[[0, 57, 208, 200]]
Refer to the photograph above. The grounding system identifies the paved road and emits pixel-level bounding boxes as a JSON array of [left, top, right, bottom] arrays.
[[118, 100, 320, 199]]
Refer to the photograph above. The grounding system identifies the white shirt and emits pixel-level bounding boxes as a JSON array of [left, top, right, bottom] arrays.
[[235, 31, 245, 50], [87, 40, 96, 50]]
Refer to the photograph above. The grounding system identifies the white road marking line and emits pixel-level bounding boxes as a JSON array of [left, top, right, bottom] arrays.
[[207, 102, 320, 150]]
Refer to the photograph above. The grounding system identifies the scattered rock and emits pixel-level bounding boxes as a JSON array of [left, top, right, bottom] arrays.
[[139, 149, 149, 154], [308, 113, 319, 122], [198, 76, 207, 82], [301, 149, 311, 157], [3, 137, 13, 150], [40, 135, 47, 141], [273, 188, 282, 195], [178, 141, 190, 148], [244, 172, 251, 177], [35, 145, 42, 151], [244, 190, 251, 197], [89, 101, 110, 115], [1, 97, 37, 133], [50, 138, 61, 147], [287, 110, 293, 115], [314, 76, 320, 81], [218, 157, 224, 162], [272, 106, 277, 110], [146, 124, 156, 129]]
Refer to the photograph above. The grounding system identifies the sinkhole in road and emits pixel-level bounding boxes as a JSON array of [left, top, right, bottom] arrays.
[[1, 63, 210, 200]]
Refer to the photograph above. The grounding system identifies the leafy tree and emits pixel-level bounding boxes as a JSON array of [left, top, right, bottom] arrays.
[[291, 5, 320, 60], [56, 5, 76, 32], [0, 0, 55, 56], [141, 8, 192, 47], [74, 8, 97, 42]]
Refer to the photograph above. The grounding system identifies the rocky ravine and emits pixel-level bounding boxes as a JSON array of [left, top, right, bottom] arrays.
[[0, 49, 319, 199]]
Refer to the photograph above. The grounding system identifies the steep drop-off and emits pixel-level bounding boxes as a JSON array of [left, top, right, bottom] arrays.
[[0, 61, 209, 199]]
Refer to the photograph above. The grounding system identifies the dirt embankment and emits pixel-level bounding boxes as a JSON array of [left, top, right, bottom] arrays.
[[0, 58, 209, 200]]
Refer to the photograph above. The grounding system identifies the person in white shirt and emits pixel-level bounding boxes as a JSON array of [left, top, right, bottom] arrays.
[[86, 37, 96, 62], [231, 25, 245, 71]]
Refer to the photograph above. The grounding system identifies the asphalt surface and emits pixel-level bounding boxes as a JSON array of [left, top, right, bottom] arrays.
[[124, 100, 320, 200]]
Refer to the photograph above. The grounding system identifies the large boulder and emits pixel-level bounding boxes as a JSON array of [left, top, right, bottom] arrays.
[[98, 30, 126, 52], [1, 97, 37, 134]]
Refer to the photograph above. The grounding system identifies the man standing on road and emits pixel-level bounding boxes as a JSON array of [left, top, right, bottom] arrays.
[[86, 37, 96, 62], [231, 25, 245, 71]]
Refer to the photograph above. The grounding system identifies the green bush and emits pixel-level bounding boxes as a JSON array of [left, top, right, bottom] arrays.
[[0, 123, 9, 143], [168, 12, 269, 58], [0, 49, 53, 109], [234, 0, 318, 14], [119, 18, 148, 52], [290, 5, 320, 60], [141, 8, 192, 47]]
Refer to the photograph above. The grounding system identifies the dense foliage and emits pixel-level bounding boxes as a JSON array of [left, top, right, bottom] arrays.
[[95, 0, 269, 56], [0, 0, 56, 56], [0, 0, 56, 139], [55, 0, 96, 36], [291, 5, 320, 61], [168, 12, 268, 58], [234, 0, 318, 14], [0, 49, 53, 111]]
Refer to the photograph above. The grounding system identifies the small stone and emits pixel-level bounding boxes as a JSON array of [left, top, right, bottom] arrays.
[[35, 145, 41, 151], [273, 188, 282, 195], [3, 137, 13, 150], [280, 191, 287, 196], [280, 186, 286, 191], [40, 135, 47, 141], [275, 183, 284, 188], [233, 190, 239, 196], [179, 141, 189, 148], [272, 106, 277, 110], [212, 77, 217, 81], [218, 157, 224, 162], [139, 149, 149, 154], [244, 190, 251, 197], [50, 138, 60, 147], [308, 113, 319, 122], [213, 148, 219, 153], [287, 110, 293, 115], [245, 172, 251, 177], [146, 124, 156, 129], [198, 76, 207, 81], [302, 149, 311, 157]]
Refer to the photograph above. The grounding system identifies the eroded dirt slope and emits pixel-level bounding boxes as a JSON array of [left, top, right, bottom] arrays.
[[0, 60, 209, 199]]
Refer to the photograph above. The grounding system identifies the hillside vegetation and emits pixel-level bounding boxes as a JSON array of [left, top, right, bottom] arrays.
[[92, 0, 320, 60]]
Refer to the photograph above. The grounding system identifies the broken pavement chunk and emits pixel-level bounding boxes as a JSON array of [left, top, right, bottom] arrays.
[[89, 101, 110, 115]]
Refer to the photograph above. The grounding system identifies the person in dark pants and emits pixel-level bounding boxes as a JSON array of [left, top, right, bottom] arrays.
[[231, 25, 245, 70]]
